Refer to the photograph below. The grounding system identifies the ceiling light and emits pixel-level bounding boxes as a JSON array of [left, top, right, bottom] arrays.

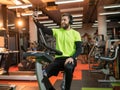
[[21, 13, 33, 16], [22, 0, 31, 3], [13, 0, 22, 5], [55, 0, 84, 4], [92, 23, 99, 27], [73, 22, 82, 24], [44, 23, 57, 26], [71, 24, 82, 27], [10, 27, 15, 29], [95, 20, 111, 22], [17, 19, 23, 27], [7, 24, 15, 27], [72, 14, 83, 17], [92, 25, 98, 28], [93, 23, 98, 26], [72, 26, 82, 29], [104, 4, 120, 9], [60, 7, 83, 12], [0, 27, 6, 30], [99, 11, 120, 15], [7, 4, 32, 9], [73, 18, 82, 21], [47, 26, 60, 28], [39, 20, 53, 24], [0, 23, 3, 28], [38, 16, 49, 20], [21, 11, 42, 16]]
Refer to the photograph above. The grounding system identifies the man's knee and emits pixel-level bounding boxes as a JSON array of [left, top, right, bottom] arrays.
[[64, 63, 74, 72]]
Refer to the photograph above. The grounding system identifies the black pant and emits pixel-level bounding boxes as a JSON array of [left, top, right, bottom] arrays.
[[45, 57, 77, 90]]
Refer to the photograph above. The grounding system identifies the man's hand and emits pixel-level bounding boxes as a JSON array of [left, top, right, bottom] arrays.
[[64, 57, 74, 65]]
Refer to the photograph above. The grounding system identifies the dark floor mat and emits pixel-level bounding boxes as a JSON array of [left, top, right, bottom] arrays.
[[82, 70, 112, 88], [54, 80, 82, 90], [54, 70, 112, 90]]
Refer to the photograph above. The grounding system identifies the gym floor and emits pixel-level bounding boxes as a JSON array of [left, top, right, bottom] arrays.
[[0, 56, 120, 90]]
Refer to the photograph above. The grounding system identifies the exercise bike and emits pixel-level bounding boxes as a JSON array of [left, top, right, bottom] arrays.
[[23, 11, 65, 90], [23, 45, 62, 90]]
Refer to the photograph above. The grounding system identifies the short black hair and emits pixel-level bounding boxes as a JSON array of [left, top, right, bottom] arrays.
[[62, 13, 73, 24]]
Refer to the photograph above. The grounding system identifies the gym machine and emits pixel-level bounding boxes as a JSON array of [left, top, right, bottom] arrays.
[[0, 27, 36, 80], [23, 12, 65, 90], [23, 45, 62, 90], [0, 48, 36, 80], [92, 39, 120, 82], [88, 34, 106, 71]]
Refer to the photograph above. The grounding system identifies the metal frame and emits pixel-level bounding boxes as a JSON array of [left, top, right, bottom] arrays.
[[93, 40, 120, 83]]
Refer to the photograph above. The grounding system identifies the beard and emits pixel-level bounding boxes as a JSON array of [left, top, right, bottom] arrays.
[[61, 23, 70, 30]]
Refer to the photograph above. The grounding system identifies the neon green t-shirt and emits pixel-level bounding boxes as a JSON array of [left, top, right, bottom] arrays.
[[52, 28, 81, 58]]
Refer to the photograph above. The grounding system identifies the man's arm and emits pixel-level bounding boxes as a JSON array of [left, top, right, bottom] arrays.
[[33, 19, 53, 35], [72, 41, 82, 60]]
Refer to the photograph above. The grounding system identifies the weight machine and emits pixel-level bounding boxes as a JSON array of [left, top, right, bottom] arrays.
[[88, 34, 106, 71], [89, 39, 120, 83], [95, 39, 120, 82]]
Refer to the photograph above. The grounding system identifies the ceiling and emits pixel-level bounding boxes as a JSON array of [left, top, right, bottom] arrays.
[[0, 0, 120, 29]]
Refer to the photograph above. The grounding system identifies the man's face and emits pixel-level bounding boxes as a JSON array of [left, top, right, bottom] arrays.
[[61, 16, 70, 29]]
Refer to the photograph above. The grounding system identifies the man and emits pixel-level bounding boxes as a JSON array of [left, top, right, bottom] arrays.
[[34, 13, 82, 90]]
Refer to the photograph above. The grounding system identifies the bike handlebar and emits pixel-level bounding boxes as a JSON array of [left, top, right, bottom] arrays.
[[42, 43, 62, 55]]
